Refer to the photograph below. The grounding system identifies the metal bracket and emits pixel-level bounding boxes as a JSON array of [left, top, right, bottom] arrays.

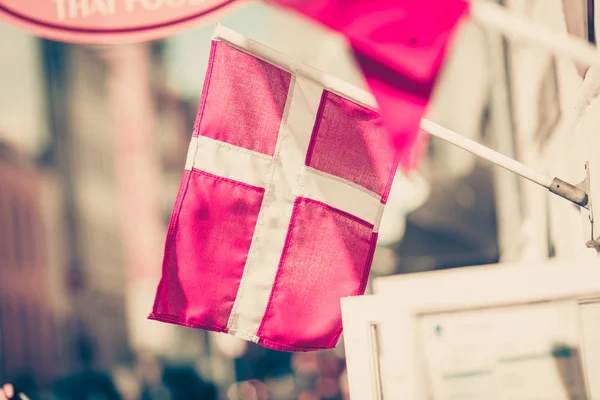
[[549, 177, 589, 208], [580, 162, 600, 250], [579, 163, 592, 220]]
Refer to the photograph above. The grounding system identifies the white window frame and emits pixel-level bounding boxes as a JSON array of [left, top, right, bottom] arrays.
[[342, 258, 600, 399]]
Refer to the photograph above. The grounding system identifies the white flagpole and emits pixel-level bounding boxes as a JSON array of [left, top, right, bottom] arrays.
[[421, 119, 589, 208], [470, 1, 600, 68]]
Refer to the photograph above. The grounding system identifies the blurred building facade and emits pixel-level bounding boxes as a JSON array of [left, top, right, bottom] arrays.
[[64, 44, 130, 368], [0, 24, 68, 384], [0, 148, 63, 383], [42, 40, 209, 369]]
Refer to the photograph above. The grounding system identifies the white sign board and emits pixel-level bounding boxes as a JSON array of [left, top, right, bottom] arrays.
[[342, 258, 600, 400], [417, 301, 586, 400]]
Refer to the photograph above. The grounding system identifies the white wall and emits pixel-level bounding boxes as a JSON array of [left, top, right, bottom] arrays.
[[0, 23, 47, 155], [502, 0, 595, 259]]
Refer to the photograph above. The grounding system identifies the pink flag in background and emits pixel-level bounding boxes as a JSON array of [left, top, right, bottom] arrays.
[[269, 0, 469, 171], [150, 36, 400, 352]]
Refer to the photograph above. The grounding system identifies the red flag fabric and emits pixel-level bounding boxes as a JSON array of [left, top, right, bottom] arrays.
[[150, 29, 400, 352], [268, 0, 469, 171]]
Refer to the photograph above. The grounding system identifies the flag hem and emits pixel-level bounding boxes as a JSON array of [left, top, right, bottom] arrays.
[[212, 24, 379, 111]]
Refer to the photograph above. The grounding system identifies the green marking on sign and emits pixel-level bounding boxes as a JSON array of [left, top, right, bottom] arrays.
[[443, 369, 492, 380], [499, 347, 574, 364]]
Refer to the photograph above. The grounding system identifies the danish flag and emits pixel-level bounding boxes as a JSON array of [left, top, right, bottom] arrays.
[[150, 27, 401, 351]]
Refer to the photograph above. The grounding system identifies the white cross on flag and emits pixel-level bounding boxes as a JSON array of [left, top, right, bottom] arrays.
[[150, 27, 401, 352]]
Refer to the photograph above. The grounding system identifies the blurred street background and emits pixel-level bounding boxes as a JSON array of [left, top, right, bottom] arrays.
[[0, 0, 597, 398]]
